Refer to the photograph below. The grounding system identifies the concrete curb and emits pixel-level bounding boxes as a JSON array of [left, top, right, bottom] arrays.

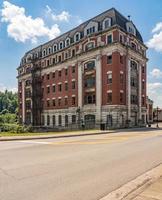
[[0, 131, 112, 142], [100, 163, 162, 200], [0, 126, 157, 142]]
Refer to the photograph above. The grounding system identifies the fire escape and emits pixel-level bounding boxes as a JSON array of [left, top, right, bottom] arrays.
[[31, 60, 43, 127]]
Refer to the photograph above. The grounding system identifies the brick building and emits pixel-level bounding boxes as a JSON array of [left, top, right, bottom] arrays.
[[17, 8, 148, 129]]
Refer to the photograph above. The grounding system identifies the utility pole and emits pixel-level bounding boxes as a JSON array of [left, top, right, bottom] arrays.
[[157, 106, 159, 128]]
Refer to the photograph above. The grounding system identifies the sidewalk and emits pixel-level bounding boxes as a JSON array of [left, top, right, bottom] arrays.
[[132, 177, 162, 200]]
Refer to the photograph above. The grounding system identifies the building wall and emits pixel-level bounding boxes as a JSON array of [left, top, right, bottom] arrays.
[[17, 10, 148, 129]]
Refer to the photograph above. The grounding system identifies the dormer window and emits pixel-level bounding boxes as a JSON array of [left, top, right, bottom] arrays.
[[103, 18, 111, 29], [59, 41, 64, 50], [65, 38, 70, 47], [84, 21, 98, 36], [126, 22, 136, 36], [43, 49, 46, 57], [87, 26, 95, 35], [48, 47, 52, 55], [74, 32, 80, 42], [53, 44, 57, 52]]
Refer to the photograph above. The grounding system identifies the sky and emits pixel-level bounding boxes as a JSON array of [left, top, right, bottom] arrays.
[[0, 0, 162, 107]]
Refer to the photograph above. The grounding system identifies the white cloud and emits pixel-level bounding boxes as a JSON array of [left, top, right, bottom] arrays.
[[152, 22, 162, 33], [147, 22, 162, 52], [45, 5, 82, 26], [150, 68, 162, 78], [1, 1, 61, 43], [147, 82, 162, 107], [46, 5, 70, 22], [0, 84, 17, 93]]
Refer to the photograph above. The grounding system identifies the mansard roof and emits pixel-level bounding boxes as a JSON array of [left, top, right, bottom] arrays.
[[26, 8, 143, 55]]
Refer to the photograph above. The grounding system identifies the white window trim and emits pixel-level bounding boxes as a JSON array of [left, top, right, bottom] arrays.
[[103, 17, 111, 29], [53, 44, 57, 53], [74, 32, 81, 42], [59, 41, 64, 50], [48, 47, 52, 55], [106, 33, 113, 44], [65, 37, 71, 47], [107, 71, 112, 74], [43, 49, 46, 57], [107, 90, 112, 93], [84, 41, 95, 51]]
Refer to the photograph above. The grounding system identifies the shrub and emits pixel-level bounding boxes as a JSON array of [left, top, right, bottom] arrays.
[[0, 124, 33, 133]]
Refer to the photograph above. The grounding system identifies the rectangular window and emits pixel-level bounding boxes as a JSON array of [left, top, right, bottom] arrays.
[[47, 74, 50, 80], [142, 81, 145, 90], [58, 84, 62, 92], [65, 82, 68, 91], [58, 99, 61, 106], [53, 58, 56, 64], [142, 97, 145, 106], [72, 66, 75, 73], [72, 97, 76, 105], [131, 95, 138, 104], [52, 72, 55, 78], [58, 56, 61, 63], [72, 115, 76, 124], [120, 92, 123, 103], [65, 68, 68, 76], [142, 66, 145, 73], [53, 85, 56, 93], [58, 70, 61, 77], [107, 55, 112, 64], [47, 86, 50, 94], [53, 99, 55, 107], [107, 35, 112, 44], [107, 93, 112, 104], [120, 74, 124, 84], [120, 55, 124, 64], [72, 49, 75, 57], [120, 35, 123, 43], [65, 98, 68, 106], [107, 73, 112, 84], [47, 100, 50, 107], [72, 81, 76, 89], [47, 60, 50, 66]]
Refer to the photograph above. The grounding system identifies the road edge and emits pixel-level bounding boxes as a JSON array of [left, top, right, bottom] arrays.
[[99, 163, 162, 200]]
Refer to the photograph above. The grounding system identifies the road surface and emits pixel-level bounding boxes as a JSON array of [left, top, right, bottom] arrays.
[[1, 128, 162, 200]]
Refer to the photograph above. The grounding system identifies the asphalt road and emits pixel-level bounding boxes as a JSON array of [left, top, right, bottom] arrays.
[[1, 128, 162, 200]]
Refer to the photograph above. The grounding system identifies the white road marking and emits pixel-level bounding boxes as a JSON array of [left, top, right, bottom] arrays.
[[18, 141, 50, 145]]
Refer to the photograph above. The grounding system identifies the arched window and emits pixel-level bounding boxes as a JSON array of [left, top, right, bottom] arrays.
[[65, 38, 70, 47], [41, 115, 45, 126], [131, 42, 137, 51], [103, 18, 111, 29], [72, 115, 76, 124], [74, 32, 80, 42], [52, 115, 56, 126], [53, 44, 57, 52], [59, 41, 64, 50], [58, 115, 62, 126], [43, 49, 46, 57], [65, 115, 68, 127], [47, 115, 50, 126], [85, 42, 95, 51], [48, 47, 52, 55], [84, 60, 95, 71]]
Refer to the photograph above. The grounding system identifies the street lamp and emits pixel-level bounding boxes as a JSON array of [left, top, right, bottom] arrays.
[[157, 106, 159, 128]]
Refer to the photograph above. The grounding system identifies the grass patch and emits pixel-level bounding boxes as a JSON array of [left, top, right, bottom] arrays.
[[0, 129, 100, 137]]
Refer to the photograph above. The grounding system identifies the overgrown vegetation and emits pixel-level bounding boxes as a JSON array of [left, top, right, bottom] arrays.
[[0, 90, 33, 134]]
